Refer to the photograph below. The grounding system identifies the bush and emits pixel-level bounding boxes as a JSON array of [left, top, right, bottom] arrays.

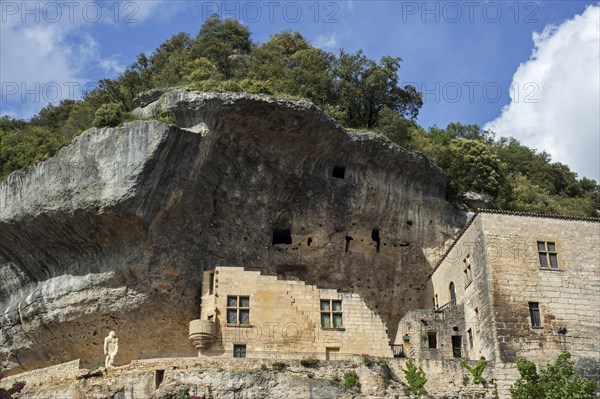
[[331, 374, 341, 382], [0, 372, 26, 398], [361, 353, 373, 367], [510, 351, 597, 399], [403, 359, 427, 396], [343, 370, 360, 389], [272, 362, 287, 372], [93, 102, 124, 128], [461, 357, 487, 384], [300, 357, 319, 368]]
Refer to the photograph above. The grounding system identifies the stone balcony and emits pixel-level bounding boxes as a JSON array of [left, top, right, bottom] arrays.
[[189, 319, 217, 350]]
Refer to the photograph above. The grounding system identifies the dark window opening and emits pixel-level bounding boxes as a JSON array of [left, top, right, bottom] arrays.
[[371, 229, 381, 253], [233, 344, 246, 358], [272, 229, 292, 245], [345, 236, 353, 252], [537, 241, 559, 269], [427, 332, 437, 349], [452, 336, 462, 358], [332, 166, 346, 179], [467, 328, 473, 348], [307, 237, 312, 246], [209, 272, 215, 295], [155, 369, 165, 389], [529, 302, 541, 328], [449, 282, 456, 306]]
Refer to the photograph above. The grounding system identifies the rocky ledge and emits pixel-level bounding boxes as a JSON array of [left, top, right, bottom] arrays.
[[0, 89, 465, 374]]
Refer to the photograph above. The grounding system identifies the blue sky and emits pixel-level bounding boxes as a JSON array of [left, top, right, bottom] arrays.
[[1, 1, 599, 180]]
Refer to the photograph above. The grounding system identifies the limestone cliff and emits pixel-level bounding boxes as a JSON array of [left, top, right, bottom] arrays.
[[0, 90, 466, 374]]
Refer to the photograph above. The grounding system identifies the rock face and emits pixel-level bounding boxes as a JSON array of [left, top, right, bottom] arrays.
[[0, 90, 466, 374]]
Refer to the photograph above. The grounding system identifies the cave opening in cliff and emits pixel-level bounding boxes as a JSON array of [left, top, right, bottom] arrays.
[[272, 228, 292, 245], [345, 236, 353, 252], [371, 229, 381, 252], [307, 237, 312, 246], [155, 370, 165, 389], [332, 166, 346, 179]]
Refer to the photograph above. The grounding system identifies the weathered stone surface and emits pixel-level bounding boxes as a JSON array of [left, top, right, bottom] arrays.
[[1, 357, 499, 399], [0, 89, 466, 374]]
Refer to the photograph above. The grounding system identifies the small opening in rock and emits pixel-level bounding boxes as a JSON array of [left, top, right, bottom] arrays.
[[345, 236, 353, 252], [407, 220, 413, 226], [307, 237, 312, 246], [272, 229, 292, 245], [332, 166, 346, 179], [371, 229, 381, 253], [155, 369, 165, 389]]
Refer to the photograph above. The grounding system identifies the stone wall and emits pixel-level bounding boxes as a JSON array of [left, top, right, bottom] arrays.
[[481, 213, 600, 369], [394, 307, 467, 360], [423, 215, 497, 361], [197, 267, 392, 359], [1, 357, 500, 399]]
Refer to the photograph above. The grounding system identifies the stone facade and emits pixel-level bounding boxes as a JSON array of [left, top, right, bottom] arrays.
[[190, 267, 392, 360], [398, 210, 600, 397]]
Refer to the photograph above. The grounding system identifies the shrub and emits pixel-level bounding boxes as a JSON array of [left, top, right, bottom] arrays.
[[403, 359, 427, 396], [510, 351, 597, 399], [461, 357, 487, 384], [343, 370, 360, 389], [88, 360, 104, 372], [93, 102, 124, 128], [300, 357, 319, 368], [272, 362, 287, 372], [331, 374, 341, 382], [361, 353, 373, 367], [0, 372, 26, 398]]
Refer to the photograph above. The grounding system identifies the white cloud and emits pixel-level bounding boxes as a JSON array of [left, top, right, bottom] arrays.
[[484, 5, 600, 181], [0, 1, 170, 119], [314, 33, 339, 49]]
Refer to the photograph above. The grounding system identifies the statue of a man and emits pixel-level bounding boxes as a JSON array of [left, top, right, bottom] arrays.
[[104, 330, 119, 368]]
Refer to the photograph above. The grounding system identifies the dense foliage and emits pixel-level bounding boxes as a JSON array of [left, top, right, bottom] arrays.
[[510, 352, 597, 399], [0, 15, 597, 217]]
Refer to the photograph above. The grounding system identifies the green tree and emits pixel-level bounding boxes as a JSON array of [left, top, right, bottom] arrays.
[[93, 102, 125, 128], [249, 31, 335, 104], [403, 359, 427, 396], [375, 106, 419, 148], [192, 15, 252, 80], [436, 138, 505, 201], [334, 50, 422, 128], [511, 352, 597, 399]]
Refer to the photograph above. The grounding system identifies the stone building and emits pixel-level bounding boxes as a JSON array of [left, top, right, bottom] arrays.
[[395, 210, 600, 395], [188, 267, 392, 360]]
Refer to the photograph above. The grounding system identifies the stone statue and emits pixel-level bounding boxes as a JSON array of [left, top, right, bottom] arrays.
[[104, 330, 119, 368]]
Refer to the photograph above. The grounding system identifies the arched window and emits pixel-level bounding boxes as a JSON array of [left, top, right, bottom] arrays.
[[449, 282, 456, 306]]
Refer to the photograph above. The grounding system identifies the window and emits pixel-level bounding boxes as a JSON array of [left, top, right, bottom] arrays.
[[529, 302, 542, 328], [233, 344, 246, 358], [208, 272, 215, 295], [537, 241, 559, 269], [452, 336, 462, 358], [434, 294, 439, 309], [467, 328, 473, 348], [321, 299, 343, 328], [449, 282, 456, 306], [227, 296, 250, 325], [427, 332, 437, 349], [463, 255, 473, 287], [345, 236, 353, 252]]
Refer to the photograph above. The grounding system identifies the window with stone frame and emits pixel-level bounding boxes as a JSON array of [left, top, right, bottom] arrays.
[[529, 302, 542, 328], [233, 344, 246, 358], [463, 255, 473, 287], [320, 299, 343, 329], [227, 296, 250, 325], [537, 241, 559, 269]]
